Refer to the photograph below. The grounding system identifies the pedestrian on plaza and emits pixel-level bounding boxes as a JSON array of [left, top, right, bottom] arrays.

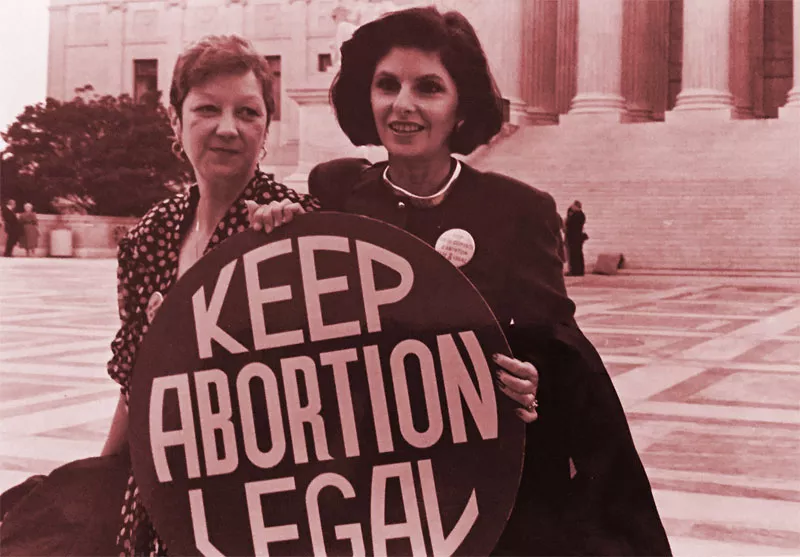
[[254, 7, 670, 556], [2, 198, 20, 257], [565, 200, 588, 276], [17, 203, 40, 257], [0, 34, 319, 556]]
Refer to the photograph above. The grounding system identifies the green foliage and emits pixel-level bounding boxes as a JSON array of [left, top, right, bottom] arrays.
[[1, 86, 193, 217]]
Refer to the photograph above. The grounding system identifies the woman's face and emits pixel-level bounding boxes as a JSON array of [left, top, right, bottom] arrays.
[[23, 203, 33, 212], [371, 47, 459, 162], [170, 70, 268, 190]]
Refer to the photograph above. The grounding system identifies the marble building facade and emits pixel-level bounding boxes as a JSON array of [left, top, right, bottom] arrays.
[[46, 0, 799, 271], [46, 0, 798, 126]]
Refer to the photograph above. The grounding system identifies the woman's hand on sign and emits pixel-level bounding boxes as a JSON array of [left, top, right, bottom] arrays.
[[245, 199, 306, 233], [493, 354, 539, 423]]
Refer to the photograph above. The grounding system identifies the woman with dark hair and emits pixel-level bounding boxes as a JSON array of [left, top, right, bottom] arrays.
[[0, 34, 318, 556], [262, 6, 671, 556]]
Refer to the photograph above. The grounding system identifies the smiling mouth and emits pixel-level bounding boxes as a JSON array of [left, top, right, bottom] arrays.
[[211, 147, 240, 154], [389, 122, 424, 134]]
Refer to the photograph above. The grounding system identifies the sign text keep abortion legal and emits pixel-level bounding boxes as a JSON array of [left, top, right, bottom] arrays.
[[129, 213, 525, 556]]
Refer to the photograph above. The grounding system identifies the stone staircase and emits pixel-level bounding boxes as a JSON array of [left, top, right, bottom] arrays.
[[469, 118, 800, 272]]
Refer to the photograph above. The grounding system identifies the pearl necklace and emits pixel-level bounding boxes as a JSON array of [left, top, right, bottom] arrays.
[[194, 217, 203, 258], [177, 215, 206, 279], [382, 159, 462, 209], [190, 208, 213, 263]]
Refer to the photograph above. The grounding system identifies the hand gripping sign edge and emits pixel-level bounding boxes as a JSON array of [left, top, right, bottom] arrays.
[[128, 211, 526, 557]]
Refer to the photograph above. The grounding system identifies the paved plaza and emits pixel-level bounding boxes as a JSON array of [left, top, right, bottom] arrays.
[[0, 257, 798, 556]]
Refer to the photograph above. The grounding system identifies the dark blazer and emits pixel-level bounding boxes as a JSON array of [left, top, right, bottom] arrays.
[[310, 158, 672, 556], [310, 158, 575, 328]]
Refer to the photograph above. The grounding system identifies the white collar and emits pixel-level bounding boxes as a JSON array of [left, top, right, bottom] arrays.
[[382, 159, 462, 208]]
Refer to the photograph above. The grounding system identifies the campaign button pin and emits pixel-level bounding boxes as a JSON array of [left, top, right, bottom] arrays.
[[146, 292, 164, 324], [435, 228, 476, 268]]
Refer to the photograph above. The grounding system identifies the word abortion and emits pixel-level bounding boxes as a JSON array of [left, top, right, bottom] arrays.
[[147, 235, 503, 555]]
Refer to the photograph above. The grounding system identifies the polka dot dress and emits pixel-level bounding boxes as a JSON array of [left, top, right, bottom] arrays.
[[107, 170, 320, 556]]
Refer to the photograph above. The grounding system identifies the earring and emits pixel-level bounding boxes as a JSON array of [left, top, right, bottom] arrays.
[[259, 144, 267, 160], [171, 140, 185, 161], [455, 120, 465, 132]]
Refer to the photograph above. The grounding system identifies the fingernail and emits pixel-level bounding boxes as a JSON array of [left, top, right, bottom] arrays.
[[492, 353, 500, 362]]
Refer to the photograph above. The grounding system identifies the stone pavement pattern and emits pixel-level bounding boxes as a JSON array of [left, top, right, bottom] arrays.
[[1, 258, 798, 556]]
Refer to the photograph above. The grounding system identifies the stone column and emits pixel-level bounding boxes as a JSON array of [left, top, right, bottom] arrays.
[[490, 0, 527, 124], [779, 0, 800, 118], [562, 0, 626, 122], [523, 0, 559, 124], [106, 2, 127, 97], [729, 0, 761, 119], [440, 0, 528, 124], [748, 0, 765, 118], [162, 0, 186, 107], [622, 0, 669, 122], [555, 0, 578, 115], [667, 0, 734, 119], [282, 76, 362, 193], [283, 0, 311, 145], [47, 5, 68, 100]]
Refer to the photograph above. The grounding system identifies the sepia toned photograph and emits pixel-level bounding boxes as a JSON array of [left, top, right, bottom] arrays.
[[0, 0, 798, 555]]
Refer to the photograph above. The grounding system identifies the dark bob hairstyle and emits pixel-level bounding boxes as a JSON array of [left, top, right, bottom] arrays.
[[169, 35, 276, 125], [331, 6, 504, 155]]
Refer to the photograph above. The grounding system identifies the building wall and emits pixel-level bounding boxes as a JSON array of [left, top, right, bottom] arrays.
[[47, 0, 422, 153], [44, 0, 799, 270], [49, 0, 342, 154], [47, 0, 794, 125]]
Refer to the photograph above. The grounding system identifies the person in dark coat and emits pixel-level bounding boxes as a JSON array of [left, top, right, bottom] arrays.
[[259, 7, 671, 556], [2, 199, 20, 257], [565, 200, 587, 276]]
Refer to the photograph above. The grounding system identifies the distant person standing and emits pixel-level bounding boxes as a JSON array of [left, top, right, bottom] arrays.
[[2, 199, 21, 257], [18, 203, 40, 257], [565, 200, 587, 276]]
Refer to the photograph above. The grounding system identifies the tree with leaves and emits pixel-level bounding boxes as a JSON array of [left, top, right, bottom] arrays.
[[1, 87, 193, 217]]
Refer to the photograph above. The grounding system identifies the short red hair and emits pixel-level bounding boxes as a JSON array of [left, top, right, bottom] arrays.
[[169, 34, 276, 125]]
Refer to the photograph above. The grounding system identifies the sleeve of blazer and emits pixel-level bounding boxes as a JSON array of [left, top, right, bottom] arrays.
[[308, 158, 372, 211], [507, 324, 672, 556]]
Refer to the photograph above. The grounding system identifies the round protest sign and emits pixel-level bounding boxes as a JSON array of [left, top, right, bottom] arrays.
[[129, 212, 525, 556]]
